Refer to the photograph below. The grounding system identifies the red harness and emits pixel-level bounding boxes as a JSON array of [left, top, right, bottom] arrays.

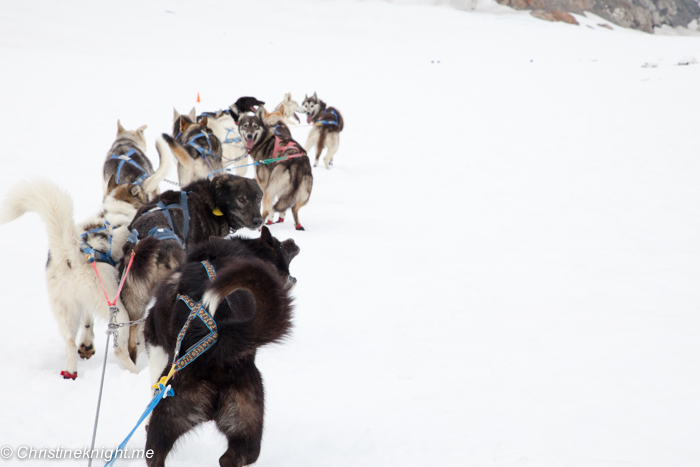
[[271, 136, 305, 162]]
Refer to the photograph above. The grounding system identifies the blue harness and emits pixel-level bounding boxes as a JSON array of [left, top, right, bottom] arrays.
[[109, 147, 148, 186], [186, 131, 214, 159], [128, 191, 189, 248], [317, 109, 339, 126], [272, 124, 286, 135], [223, 128, 242, 145], [80, 221, 116, 267]]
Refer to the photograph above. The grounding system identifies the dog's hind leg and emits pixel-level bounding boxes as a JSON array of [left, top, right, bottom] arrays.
[[261, 191, 275, 225], [315, 129, 328, 168], [53, 299, 81, 379], [145, 385, 213, 467], [323, 132, 340, 169], [215, 386, 264, 467], [144, 344, 170, 431], [290, 175, 312, 231], [304, 129, 320, 167], [291, 202, 307, 231], [78, 315, 95, 360], [133, 321, 146, 362]]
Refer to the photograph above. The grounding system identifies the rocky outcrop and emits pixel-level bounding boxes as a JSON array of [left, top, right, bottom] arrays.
[[495, 0, 700, 32], [530, 9, 580, 23]]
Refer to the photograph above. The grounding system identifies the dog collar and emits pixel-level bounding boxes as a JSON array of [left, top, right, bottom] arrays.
[[212, 207, 223, 216]]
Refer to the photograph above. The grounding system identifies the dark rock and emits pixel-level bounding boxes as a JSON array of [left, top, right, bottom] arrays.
[[495, 0, 700, 33]]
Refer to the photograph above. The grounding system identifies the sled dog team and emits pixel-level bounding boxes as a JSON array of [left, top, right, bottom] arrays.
[[0, 93, 343, 467]]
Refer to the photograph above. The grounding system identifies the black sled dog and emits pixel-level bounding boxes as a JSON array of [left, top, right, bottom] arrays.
[[118, 175, 263, 359], [144, 227, 299, 467]]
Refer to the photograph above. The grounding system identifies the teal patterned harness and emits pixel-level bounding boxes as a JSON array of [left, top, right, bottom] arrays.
[[172, 260, 221, 371]]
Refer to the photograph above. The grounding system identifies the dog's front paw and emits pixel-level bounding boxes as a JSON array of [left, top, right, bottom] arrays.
[[78, 344, 95, 360], [60, 371, 77, 380]]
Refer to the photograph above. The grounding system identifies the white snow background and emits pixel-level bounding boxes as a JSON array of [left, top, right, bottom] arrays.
[[0, 0, 699, 466]]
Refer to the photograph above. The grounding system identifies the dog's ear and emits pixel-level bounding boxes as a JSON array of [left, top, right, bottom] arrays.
[[200, 115, 208, 126], [179, 116, 192, 134], [229, 104, 240, 122], [136, 125, 147, 144], [215, 110, 223, 118], [106, 175, 118, 194], [255, 106, 266, 120], [188, 108, 196, 121], [312, 92, 317, 101], [117, 119, 125, 136], [285, 93, 291, 101], [173, 108, 181, 123], [129, 185, 147, 205], [260, 225, 273, 245]]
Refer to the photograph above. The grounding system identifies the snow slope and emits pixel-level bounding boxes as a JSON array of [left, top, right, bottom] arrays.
[[0, 0, 699, 466]]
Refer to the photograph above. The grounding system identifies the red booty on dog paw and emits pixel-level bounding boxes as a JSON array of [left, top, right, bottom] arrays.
[[276, 218, 285, 223], [295, 224, 305, 231], [265, 220, 274, 225], [61, 371, 77, 380]]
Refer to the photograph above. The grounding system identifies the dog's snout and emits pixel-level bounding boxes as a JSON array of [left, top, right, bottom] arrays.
[[252, 217, 263, 229]]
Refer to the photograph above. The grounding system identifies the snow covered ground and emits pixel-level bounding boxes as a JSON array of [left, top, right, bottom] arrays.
[[1, 0, 699, 465]]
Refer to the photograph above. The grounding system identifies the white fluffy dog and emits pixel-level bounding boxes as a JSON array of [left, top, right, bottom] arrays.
[[0, 178, 148, 378]]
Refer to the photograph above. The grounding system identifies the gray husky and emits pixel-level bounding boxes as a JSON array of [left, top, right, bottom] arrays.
[[169, 110, 224, 185], [103, 120, 174, 200], [238, 108, 313, 230], [301, 93, 344, 169]]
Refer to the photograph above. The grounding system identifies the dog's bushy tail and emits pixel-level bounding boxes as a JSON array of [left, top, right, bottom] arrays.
[[0, 179, 82, 262], [141, 136, 175, 195], [126, 236, 161, 283], [202, 259, 293, 352], [162, 134, 194, 171]]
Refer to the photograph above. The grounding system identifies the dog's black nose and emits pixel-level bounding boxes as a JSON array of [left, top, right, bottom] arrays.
[[252, 217, 263, 228]]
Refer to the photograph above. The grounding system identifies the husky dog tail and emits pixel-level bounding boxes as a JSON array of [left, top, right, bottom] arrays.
[[162, 134, 194, 172], [202, 259, 293, 352], [141, 136, 175, 195], [317, 132, 327, 161], [0, 180, 82, 264]]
